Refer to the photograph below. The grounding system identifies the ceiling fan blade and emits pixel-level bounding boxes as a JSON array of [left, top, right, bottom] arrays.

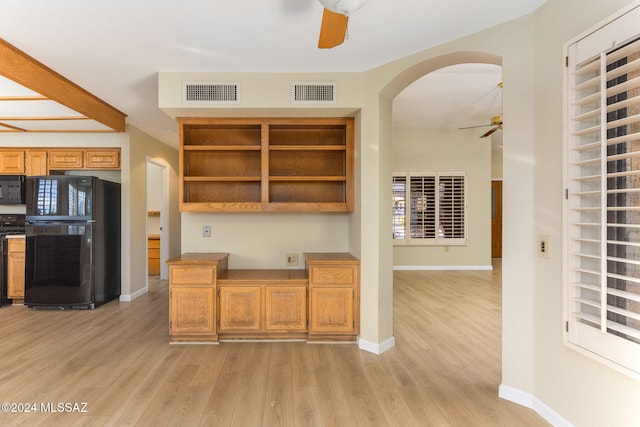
[[480, 127, 499, 138], [318, 8, 348, 49], [459, 124, 493, 130]]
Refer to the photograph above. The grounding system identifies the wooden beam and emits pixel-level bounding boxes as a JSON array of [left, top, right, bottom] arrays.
[[0, 122, 25, 131], [0, 37, 126, 132]]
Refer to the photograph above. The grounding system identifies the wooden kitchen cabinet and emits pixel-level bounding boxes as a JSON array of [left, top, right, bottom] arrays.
[[217, 269, 308, 339], [0, 147, 120, 174], [265, 285, 307, 332], [305, 253, 360, 341], [48, 149, 84, 169], [166, 253, 358, 343], [7, 236, 25, 300], [170, 287, 216, 335], [167, 253, 228, 342], [0, 150, 25, 174], [25, 150, 48, 176], [179, 117, 354, 212], [218, 285, 262, 332], [84, 149, 120, 169]]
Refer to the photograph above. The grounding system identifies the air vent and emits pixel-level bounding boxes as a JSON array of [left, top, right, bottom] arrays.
[[292, 82, 336, 104], [183, 81, 240, 104]]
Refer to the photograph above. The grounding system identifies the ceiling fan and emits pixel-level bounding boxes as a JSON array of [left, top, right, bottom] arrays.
[[459, 81, 503, 138], [317, 0, 369, 49], [459, 114, 503, 138]]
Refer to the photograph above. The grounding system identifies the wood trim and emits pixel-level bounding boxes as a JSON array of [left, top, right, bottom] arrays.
[[0, 37, 126, 132], [0, 95, 48, 101]]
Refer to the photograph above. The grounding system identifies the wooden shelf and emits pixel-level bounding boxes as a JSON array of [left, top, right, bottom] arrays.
[[184, 145, 261, 151], [269, 145, 347, 151], [179, 117, 354, 212], [184, 176, 261, 182], [268, 176, 347, 181]]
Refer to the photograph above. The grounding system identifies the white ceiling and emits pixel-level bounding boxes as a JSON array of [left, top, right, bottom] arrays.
[[0, 0, 545, 146]]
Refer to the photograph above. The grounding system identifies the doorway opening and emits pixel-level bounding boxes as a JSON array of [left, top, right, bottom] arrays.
[[146, 158, 170, 283]]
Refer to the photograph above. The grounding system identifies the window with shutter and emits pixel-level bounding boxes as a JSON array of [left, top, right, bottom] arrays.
[[565, 4, 640, 378], [392, 170, 467, 246]]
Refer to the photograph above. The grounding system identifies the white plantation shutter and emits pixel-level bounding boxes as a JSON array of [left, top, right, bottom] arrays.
[[410, 175, 436, 240], [392, 170, 467, 245], [392, 175, 407, 239], [439, 175, 466, 239], [565, 10, 640, 376]]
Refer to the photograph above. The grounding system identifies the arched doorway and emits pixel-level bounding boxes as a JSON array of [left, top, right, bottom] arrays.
[[357, 51, 503, 353], [391, 62, 502, 268]]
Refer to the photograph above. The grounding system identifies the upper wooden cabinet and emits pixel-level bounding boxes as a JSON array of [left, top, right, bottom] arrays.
[[0, 150, 25, 174], [25, 150, 48, 176], [0, 147, 120, 174], [48, 148, 121, 170], [48, 149, 84, 169], [179, 117, 354, 212], [0, 149, 47, 175], [84, 149, 120, 169]]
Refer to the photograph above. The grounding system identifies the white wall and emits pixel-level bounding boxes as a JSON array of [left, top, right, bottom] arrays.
[[392, 127, 492, 269], [127, 126, 180, 295], [181, 212, 349, 269]]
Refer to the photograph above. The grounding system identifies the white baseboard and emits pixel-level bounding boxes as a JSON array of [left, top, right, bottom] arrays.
[[119, 286, 148, 302], [393, 265, 493, 271], [499, 384, 573, 427], [358, 336, 396, 354]]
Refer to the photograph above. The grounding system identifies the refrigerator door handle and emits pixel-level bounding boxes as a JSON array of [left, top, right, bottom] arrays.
[[27, 220, 94, 225]]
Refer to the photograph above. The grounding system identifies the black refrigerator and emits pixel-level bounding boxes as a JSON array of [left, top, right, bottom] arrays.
[[24, 176, 121, 309]]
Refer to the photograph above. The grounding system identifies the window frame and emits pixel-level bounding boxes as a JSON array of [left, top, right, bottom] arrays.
[[392, 169, 467, 246]]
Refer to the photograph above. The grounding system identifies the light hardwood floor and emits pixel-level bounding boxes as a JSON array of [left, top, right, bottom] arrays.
[[0, 263, 547, 426]]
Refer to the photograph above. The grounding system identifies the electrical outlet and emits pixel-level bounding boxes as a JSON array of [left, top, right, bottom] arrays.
[[538, 235, 549, 258], [202, 225, 212, 237], [285, 253, 298, 266]]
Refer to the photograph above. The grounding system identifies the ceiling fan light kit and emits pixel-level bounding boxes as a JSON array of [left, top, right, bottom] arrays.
[[317, 0, 368, 48], [319, 0, 367, 15]]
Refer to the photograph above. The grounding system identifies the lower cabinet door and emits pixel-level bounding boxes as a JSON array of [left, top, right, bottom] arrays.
[[218, 286, 262, 332], [7, 238, 25, 299], [170, 287, 216, 335], [309, 287, 354, 334], [265, 286, 307, 331]]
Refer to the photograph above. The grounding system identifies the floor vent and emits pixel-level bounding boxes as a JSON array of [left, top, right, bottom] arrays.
[[183, 82, 240, 104], [292, 82, 336, 104]]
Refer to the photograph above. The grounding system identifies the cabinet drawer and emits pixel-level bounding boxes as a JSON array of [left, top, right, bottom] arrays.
[[8, 238, 25, 253], [310, 266, 356, 285], [169, 266, 215, 286]]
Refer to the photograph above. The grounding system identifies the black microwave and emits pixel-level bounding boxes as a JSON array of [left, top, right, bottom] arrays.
[[0, 175, 25, 204]]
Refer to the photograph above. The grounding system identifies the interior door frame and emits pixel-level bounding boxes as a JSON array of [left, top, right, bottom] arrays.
[[146, 157, 170, 281]]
